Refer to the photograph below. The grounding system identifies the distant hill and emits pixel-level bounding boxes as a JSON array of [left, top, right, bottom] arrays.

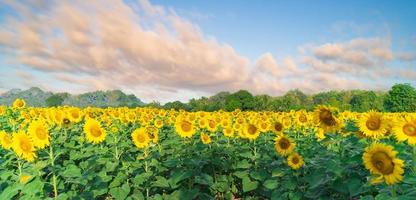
[[0, 87, 145, 107]]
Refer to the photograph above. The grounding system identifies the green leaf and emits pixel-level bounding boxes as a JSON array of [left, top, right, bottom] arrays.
[[347, 177, 364, 197], [62, 164, 81, 178], [0, 184, 22, 199], [109, 173, 128, 188], [263, 179, 278, 190], [132, 172, 153, 186], [109, 183, 131, 200], [242, 177, 258, 193], [194, 174, 214, 186], [21, 178, 44, 196], [152, 176, 170, 188], [235, 160, 251, 169], [169, 171, 193, 189]]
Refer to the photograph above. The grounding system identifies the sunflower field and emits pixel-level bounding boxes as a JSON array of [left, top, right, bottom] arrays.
[[1, 98, 416, 200]]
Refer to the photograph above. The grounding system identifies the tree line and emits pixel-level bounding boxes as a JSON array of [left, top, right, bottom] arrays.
[[149, 83, 416, 112]]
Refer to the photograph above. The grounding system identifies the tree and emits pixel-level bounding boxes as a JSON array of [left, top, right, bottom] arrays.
[[349, 91, 383, 112], [45, 94, 64, 107], [225, 90, 255, 111], [384, 83, 416, 112]]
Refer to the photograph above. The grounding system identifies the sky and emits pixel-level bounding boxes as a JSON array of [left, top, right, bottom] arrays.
[[0, 0, 415, 103]]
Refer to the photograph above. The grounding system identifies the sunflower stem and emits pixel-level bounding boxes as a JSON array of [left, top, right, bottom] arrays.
[[49, 144, 58, 199], [114, 135, 119, 160], [17, 159, 22, 176], [413, 146, 416, 174], [391, 185, 396, 198]]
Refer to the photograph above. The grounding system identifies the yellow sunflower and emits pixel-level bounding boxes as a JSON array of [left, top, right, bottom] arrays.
[[393, 115, 416, 145], [175, 118, 195, 138], [131, 127, 150, 149], [362, 143, 404, 185], [13, 98, 26, 109], [0, 131, 13, 150], [200, 133, 212, 144], [68, 108, 82, 123], [83, 118, 107, 144], [154, 119, 164, 129], [287, 152, 304, 170], [243, 123, 260, 140], [28, 120, 50, 149], [270, 120, 285, 135], [274, 136, 295, 156], [0, 106, 6, 115], [223, 127, 234, 137], [12, 132, 37, 162], [358, 111, 388, 139], [314, 106, 340, 132]]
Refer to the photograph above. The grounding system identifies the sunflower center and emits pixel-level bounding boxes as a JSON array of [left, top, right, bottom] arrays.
[[209, 121, 216, 128], [274, 122, 283, 132], [90, 126, 102, 137], [403, 124, 416, 136], [279, 138, 290, 149], [20, 140, 31, 152], [71, 112, 79, 118], [136, 134, 146, 143], [17, 101, 23, 107], [319, 109, 336, 126], [35, 127, 47, 140], [371, 151, 394, 175], [63, 118, 70, 125], [299, 114, 307, 123], [292, 156, 299, 164], [366, 117, 381, 131], [181, 121, 192, 132], [247, 124, 257, 135]]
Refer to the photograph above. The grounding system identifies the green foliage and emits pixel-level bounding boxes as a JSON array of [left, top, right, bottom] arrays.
[[45, 94, 64, 107], [350, 91, 384, 112], [384, 83, 416, 112]]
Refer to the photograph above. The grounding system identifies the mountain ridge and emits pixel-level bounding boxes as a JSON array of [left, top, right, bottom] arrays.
[[0, 87, 145, 107]]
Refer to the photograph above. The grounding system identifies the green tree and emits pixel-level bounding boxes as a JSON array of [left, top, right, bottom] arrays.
[[384, 83, 416, 112], [45, 94, 64, 107], [225, 90, 255, 111], [349, 91, 383, 112]]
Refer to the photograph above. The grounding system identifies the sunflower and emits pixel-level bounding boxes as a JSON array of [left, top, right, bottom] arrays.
[[258, 120, 270, 132], [200, 133, 212, 144], [12, 132, 36, 162], [363, 143, 404, 185], [28, 120, 50, 149], [270, 120, 285, 135], [198, 118, 208, 129], [0, 131, 13, 150], [274, 136, 295, 156], [0, 106, 6, 115], [223, 127, 234, 137], [83, 118, 107, 144], [13, 98, 26, 109], [358, 111, 388, 139], [243, 123, 260, 140], [131, 127, 150, 149], [287, 152, 304, 170], [154, 119, 163, 129], [207, 119, 218, 132], [175, 118, 195, 138], [314, 106, 340, 132], [68, 108, 82, 123], [393, 115, 416, 145], [296, 111, 309, 127]]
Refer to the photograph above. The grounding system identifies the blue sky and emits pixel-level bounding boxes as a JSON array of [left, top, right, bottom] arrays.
[[0, 0, 415, 102]]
